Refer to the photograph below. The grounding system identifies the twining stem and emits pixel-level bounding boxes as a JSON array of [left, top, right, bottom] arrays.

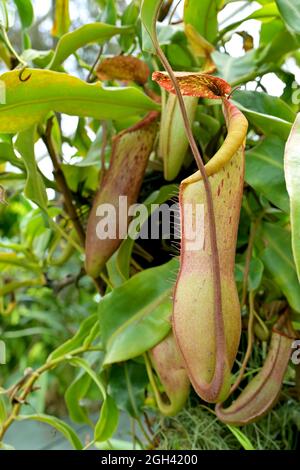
[[0, 26, 26, 67], [230, 290, 255, 393], [42, 119, 106, 294], [86, 46, 103, 83], [168, 0, 183, 24], [98, 121, 108, 189], [241, 215, 264, 307], [0, 346, 90, 441], [152, 4, 224, 373], [42, 118, 86, 247]]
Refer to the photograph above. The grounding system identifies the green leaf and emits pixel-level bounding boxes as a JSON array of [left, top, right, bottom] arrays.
[[94, 395, 119, 442], [0, 69, 159, 134], [248, 258, 264, 291], [15, 127, 48, 210], [49, 23, 134, 70], [212, 50, 257, 85], [184, 0, 222, 43], [275, 0, 300, 34], [260, 223, 300, 312], [47, 314, 99, 361], [141, 0, 162, 40], [109, 362, 148, 417], [101, 0, 117, 25], [233, 91, 294, 140], [120, 0, 139, 52], [257, 28, 300, 65], [0, 141, 24, 170], [21, 48, 54, 68], [227, 425, 255, 450], [67, 358, 118, 443], [69, 357, 106, 399], [13, 0, 34, 29], [284, 113, 300, 282], [95, 439, 142, 450], [65, 371, 92, 425], [219, 3, 279, 37], [100, 258, 179, 365], [17, 414, 83, 450], [246, 136, 289, 213], [0, 395, 7, 424]]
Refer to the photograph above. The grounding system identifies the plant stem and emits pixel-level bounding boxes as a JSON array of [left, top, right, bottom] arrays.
[[230, 290, 255, 393], [86, 46, 103, 83], [0, 346, 88, 441], [241, 216, 263, 307], [0, 26, 26, 66], [42, 118, 86, 247], [42, 119, 106, 295]]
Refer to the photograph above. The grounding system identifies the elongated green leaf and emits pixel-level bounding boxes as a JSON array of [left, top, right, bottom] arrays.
[[275, 0, 300, 34], [95, 439, 142, 450], [227, 425, 255, 450], [13, 0, 34, 29], [15, 126, 48, 210], [141, 0, 162, 40], [68, 357, 118, 442], [284, 113, 300, 282], [219, 3, 279, 37], [65, 372, 92, 425], [69, 357, 106, 398], [17, 414, 82, 450], [0, 253, 41, 273], [184, 0, 222, 42], [261, 223, 300, 312], [0, 395, 7, 423], [100, 258, 179, 365], [47, 315, 99, 361], [246, 136, 289, 212], [49, 23, 134, 70], [94, 395, 119, 442], [0, 69, 159, 134]]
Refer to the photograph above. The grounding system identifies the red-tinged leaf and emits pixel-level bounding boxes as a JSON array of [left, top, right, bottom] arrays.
[[152, 71, 231, 99], [97, 56, 150, 85]]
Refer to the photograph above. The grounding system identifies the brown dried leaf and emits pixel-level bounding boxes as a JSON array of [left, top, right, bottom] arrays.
[[97, 56, 150, 85]]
